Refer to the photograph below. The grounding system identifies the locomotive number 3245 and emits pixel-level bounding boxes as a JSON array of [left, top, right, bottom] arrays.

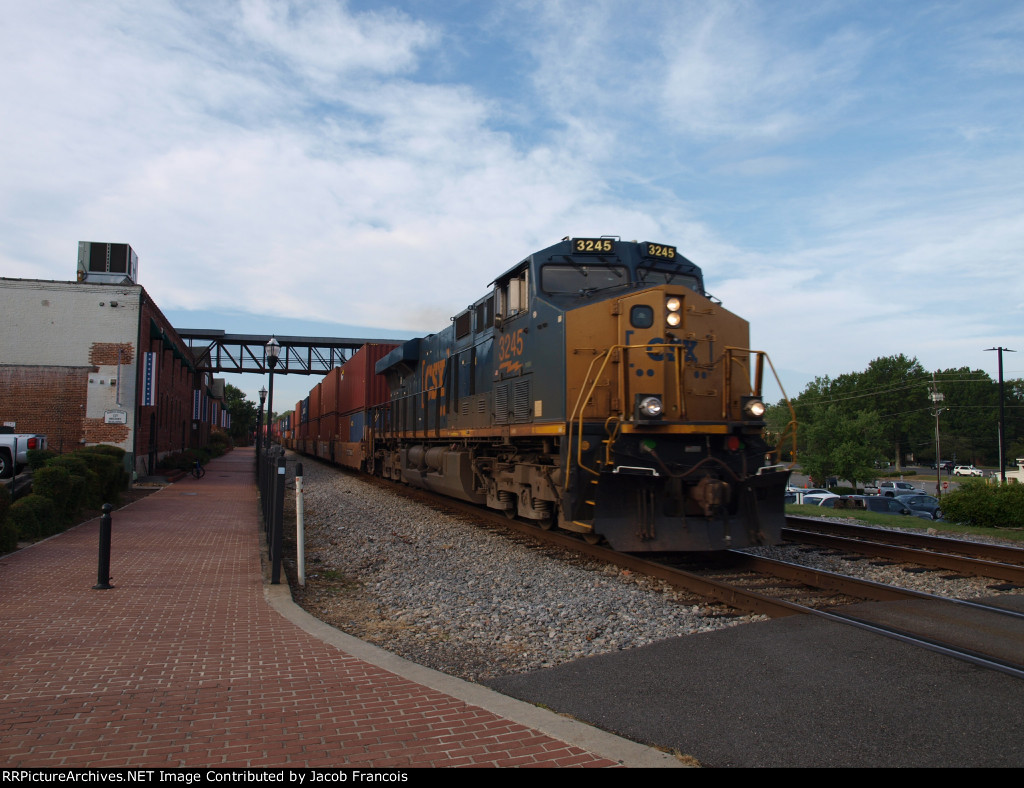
[[498, 328, 525, 362]]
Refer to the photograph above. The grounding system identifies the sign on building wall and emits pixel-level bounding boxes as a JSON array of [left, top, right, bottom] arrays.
[[140, 352, 158, 406]]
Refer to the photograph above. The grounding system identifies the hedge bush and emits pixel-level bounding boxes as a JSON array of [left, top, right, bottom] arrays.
[[26, 449, 58, 470], [32, 465, 79, 525], [940, 480, 1024, 529], [0, 485, 14, 554], [73, 448, 127, 505], [9, 494, 59, 540], [208, 432, 233, 456], [157, 448, 212, 472]]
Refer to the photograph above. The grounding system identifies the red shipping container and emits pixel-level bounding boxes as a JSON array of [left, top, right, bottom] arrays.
[[309, 382, 323, 422], [338, 343, 399, 415], [321, 367, 342, 416], [319, 413, 340, 441]]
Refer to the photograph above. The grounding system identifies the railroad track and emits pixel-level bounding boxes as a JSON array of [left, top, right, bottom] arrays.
[[784, 515, 1024, 585]]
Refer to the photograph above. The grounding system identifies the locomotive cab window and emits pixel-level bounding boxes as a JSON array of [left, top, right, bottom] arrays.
[[498, 268, 529, 320], [637, 267, 702, 293], [541, 265, 629, 296]]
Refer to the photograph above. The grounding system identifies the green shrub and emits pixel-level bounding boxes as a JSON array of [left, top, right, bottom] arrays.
[[0, 486, 13, 553], [70, 450, 126, 505], [80, 444, 126, 459], [0, 519, 16, 553], [208, 432, 233, 457], [9, 494, 59, 539], [27, 449, 58, 470], [941, 480, 1024, 529], [32, 465, 80, 524]]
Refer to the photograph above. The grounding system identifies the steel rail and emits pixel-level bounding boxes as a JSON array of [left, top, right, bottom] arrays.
[[786, 516, 1024, 565], [783, 521, 1024, 585]]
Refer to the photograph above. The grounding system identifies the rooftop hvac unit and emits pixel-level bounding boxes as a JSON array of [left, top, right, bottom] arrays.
[[77, 242, 139, 285]]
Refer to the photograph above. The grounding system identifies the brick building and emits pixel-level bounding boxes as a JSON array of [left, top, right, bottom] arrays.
[[0, 244, 225, 477]]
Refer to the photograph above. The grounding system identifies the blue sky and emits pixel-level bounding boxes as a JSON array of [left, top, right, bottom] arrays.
[[2, 1, 1022, 412]]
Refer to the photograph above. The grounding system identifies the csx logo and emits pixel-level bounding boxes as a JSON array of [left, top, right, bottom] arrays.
[[422, 358, 446, 400], [645, 337, 698, 363]]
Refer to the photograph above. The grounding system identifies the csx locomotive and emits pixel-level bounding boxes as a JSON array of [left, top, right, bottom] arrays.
[[291, 236, 792, 551]]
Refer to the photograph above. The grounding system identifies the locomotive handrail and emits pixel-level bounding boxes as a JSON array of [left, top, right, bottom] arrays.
[[565, 343, 796, 492], [566, 340, 692, 492]]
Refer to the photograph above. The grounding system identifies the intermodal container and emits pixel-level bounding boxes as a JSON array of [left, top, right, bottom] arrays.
[[338, 343, 399, 415], [319, 413, 339, 441], [347, 411, 365, 442], [321, 367, 342, 415], [309, 381, 323, 422]]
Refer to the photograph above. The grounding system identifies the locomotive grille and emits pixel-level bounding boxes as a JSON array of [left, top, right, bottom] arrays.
[[494, 380, 532, 423], [495, 384, 508, 424], [514, 379, 530, 422]]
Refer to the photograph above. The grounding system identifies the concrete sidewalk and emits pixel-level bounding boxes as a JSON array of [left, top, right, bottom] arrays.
[[0, 447, 678, 768]]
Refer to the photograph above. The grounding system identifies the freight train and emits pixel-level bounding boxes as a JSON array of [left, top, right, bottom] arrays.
[[284, 236, 793, 551]]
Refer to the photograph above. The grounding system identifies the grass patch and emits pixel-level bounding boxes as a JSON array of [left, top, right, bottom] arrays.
[[786, 504, 1024, 544]]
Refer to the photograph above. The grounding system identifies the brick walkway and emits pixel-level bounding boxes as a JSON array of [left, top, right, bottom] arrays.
[[0, 448, 677, 768]]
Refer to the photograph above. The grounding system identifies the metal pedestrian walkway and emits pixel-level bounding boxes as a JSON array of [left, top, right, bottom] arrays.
[[0, 448, 678, 768]]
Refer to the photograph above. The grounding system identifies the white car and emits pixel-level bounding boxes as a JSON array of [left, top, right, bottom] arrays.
[[953, 465, 983, 477], [802, 492, 840, 506]]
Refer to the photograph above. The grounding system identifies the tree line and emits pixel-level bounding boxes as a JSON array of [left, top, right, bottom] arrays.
[[766, 354, 1024, 487]]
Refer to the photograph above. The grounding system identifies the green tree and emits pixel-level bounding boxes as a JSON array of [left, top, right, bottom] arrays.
[[800, 405, 885, 488], [224, 384, 258, 445]]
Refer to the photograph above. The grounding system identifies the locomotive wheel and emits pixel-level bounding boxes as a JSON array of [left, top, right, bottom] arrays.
[[537, 516, 554, 531], [503, 506, 517, 520], [583, 533, 603, 545]]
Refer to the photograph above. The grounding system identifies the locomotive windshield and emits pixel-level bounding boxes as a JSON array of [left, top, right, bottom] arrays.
[[637, 266, 702, 293], [541, 264, 629, 296]]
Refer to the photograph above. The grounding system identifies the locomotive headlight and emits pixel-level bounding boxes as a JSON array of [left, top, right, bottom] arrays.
[[665, 296, 682, 327], [636, 395, 664, 421], [742, 397, 767, 419]]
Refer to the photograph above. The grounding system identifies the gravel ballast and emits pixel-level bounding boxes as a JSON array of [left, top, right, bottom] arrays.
[[287, 455, 1024, 683]]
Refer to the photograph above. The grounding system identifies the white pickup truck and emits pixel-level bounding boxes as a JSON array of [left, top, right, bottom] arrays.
[[0, 430, 48, 479], [864, 480, 923, 497]]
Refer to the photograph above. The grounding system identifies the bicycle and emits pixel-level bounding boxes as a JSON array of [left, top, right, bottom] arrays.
[[191, 459, 206, 479]]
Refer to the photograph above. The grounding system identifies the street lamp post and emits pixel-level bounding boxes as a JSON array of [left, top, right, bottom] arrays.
[[265, 336, 281, 452], [257, 385, 267, 470]]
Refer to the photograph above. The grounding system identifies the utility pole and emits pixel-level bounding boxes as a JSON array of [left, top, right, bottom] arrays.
[[929, 372, 944, 499], [985, 347, 1016, 484]]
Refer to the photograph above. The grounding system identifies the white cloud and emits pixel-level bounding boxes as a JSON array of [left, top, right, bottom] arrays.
[[238, 0, 438, 82], [2, 0, 1023, 401]]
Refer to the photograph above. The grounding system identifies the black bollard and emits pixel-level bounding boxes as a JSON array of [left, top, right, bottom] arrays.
[[93, 503, 114, 590]]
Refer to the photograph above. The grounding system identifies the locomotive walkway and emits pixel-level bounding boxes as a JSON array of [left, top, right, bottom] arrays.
[[0, 448, 677, 769]]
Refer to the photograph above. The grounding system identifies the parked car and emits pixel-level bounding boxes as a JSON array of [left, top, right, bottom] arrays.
[[953, 465, 983, 477], [0, 431, 47, 479], [863, 480, 924, 496], [784, 488, 838, 505], [894, 494, 943, 520], [833, 495, 915, 516], [801, 492, 840, 506]]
